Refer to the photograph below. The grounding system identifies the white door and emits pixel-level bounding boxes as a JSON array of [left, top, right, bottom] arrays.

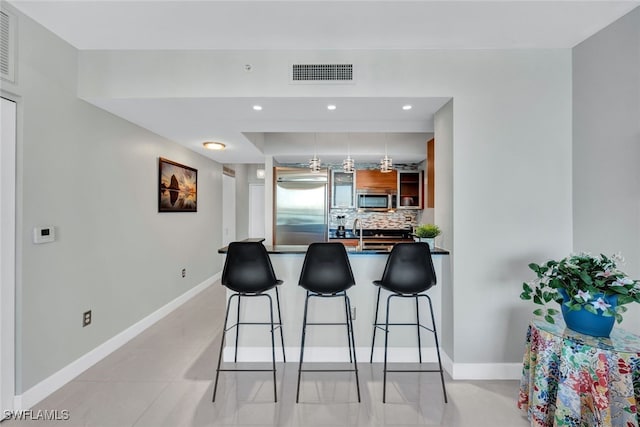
[[248, 183, 265, 238], [222, 173, 236, 246], [1, 97, 17, 415]]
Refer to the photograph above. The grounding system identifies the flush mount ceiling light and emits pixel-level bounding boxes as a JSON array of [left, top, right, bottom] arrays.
[[327, 104, 337, 111], [402, 105, 412, 110], [203, 141, 226, 150], [252, 105, 263, 111]]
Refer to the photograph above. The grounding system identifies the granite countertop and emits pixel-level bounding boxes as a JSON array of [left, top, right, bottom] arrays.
[[218, 243, 449, 255]]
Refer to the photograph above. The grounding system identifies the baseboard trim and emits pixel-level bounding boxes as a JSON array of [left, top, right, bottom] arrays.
[[15, 273, 220, 410], [224, 346, 520, 380]]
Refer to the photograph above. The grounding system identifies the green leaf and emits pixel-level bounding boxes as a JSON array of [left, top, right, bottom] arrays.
[[533, 295, 542, 305], [615, 313, 623, 323], [547, 308, 559, 315], [522, 282, 532, 293], [579, 271, 592, 285], [533, 309, 543, 316], [520, 292, 532, 300], [528, 263, 540, 273], [544, 314, 555, 324], [584, 305, 597, 314]]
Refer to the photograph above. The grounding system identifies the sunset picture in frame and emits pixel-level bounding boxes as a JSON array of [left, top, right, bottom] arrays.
[[158, 157, 197, 212]]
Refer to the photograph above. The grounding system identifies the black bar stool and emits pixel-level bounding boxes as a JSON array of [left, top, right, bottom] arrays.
[[296, 242, 361, 403], [212, 241, 286, 403], [369, 242, 447, 403]]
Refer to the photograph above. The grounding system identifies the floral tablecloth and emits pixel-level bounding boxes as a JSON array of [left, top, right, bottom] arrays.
[[518, 317, 640, 427]]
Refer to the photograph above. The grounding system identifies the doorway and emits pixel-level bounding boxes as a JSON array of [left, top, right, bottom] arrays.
[[1, 96, 17, 415], [248, 183, 265, 239], [222, 171, 236, 246]]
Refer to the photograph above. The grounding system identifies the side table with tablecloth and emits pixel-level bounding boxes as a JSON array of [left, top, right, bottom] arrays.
[[518, 316, 640, 427]]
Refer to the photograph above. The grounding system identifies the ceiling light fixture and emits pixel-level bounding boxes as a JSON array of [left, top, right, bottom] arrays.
[[309, 133, 321, 173], [203, 141, 226, 150], [327, 104, 337, 111], [380, 137, 393, 173], [252, 105, 263, 111], [402, 105, 412, 110], [343, 133, 355, 173]]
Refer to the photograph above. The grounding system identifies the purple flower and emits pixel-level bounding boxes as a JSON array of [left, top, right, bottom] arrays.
[[576, 290, 591, 301], [592, 298, 611, 311], [613, 277, 634, 286]]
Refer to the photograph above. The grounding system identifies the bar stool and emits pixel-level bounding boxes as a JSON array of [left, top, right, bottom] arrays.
[[212, 241, 286, 403], [369, 242, 447, 403], [296, 242, 361, 403]]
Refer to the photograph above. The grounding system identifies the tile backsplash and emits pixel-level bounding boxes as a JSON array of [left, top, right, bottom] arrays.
[[330, 209, 417, 230]]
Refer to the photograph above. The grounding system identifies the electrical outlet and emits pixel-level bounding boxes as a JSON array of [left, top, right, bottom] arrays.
[[350, 306, 356, 320], [181, 268, 186, 278], [83, 310, 92, 327]]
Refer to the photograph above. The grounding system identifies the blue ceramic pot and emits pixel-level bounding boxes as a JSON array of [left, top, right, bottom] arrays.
[[558, 288, 617, 337]]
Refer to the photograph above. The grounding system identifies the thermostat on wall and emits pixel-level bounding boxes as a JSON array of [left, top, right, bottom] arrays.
[[33, 226, 55, 244]]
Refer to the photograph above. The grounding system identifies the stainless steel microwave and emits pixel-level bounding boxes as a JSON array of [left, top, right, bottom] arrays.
[[357, 193, 395, 210]]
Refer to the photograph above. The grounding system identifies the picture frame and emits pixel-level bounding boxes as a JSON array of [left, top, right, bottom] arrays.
[[158, 157, 197, 212]]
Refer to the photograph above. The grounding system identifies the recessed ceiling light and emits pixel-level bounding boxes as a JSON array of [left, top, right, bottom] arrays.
[[253, 105, 263, 111], [203, 141, 226, 150], [402, 105, 412, 110], [327, 104, 337, 111]]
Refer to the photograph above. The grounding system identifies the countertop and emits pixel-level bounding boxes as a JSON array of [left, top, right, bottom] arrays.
[[218, 243, 450, 255]]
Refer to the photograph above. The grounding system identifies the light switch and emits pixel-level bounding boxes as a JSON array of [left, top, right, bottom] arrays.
[[33, 226, 55, 244]]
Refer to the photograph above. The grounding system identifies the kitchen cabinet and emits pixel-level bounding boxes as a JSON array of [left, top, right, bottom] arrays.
[[330, 170, 356, 208], [355, 169, 397, 192], [397, 170, 423, 209]]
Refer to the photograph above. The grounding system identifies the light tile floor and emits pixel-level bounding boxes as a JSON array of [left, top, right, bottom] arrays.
[[4, 284, 530, 427]]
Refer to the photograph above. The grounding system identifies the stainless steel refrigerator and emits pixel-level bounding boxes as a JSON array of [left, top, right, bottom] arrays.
[[274, 167, 328, 245]]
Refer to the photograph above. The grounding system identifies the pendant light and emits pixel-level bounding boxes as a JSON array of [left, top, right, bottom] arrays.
[[380, 136, 393, 173], [309, 133, 321, 173], [342, 133, 355, 173]]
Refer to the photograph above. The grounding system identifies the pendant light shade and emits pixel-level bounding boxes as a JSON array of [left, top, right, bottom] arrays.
[[342, 155, 355, 173], [309, 133, 321, 173], [343, 133, 355, 172], [380, 138, 393, 173], [309, 154, 321, 173]]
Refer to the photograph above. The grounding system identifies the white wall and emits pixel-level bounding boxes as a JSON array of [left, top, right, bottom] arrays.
[[572, 7, 640, 334], [2, 6, 224, 394], [434, 100, 454, 359], [80, 48, 575, 365]]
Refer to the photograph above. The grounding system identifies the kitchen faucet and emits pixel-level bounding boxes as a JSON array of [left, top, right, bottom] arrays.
[[352, 218, 364, 250]]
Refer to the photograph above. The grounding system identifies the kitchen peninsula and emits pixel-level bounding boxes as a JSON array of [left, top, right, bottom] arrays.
[[217, 242, 450, 364]]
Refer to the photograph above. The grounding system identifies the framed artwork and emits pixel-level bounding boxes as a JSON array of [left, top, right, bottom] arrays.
[[158, 157, 197, 212]]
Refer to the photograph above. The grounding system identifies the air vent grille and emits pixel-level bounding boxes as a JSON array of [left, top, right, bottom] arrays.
[[0, 10, 15, 82], [292, 64, 353, 82]]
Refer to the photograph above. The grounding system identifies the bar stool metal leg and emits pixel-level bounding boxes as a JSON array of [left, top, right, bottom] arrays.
[[415, 296, 422, 363], [383, 293, 393, 403], [234, 295, 241, 363], [427, 294, 448, 403], [296, 291, 310, 403], [213, 292, 279, 403], [370, 287, 382, 363], [274, 287, 286, 362], [344, 294, 353, 363], [266, 293, 277, 402], [213, 293, 236, 402], [345, 294, 361, 402]]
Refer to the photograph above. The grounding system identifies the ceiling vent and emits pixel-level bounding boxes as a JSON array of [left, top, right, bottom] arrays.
[[0, 9, 16, 83], [291, 64, 354, 84]]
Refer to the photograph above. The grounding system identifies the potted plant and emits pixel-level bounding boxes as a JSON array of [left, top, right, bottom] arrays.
[[414, 224, 441, 249], [520, 252, 640, 337]]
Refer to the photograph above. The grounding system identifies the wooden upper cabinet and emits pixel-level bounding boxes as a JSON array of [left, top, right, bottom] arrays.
[[355, 169, 398, 192]]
